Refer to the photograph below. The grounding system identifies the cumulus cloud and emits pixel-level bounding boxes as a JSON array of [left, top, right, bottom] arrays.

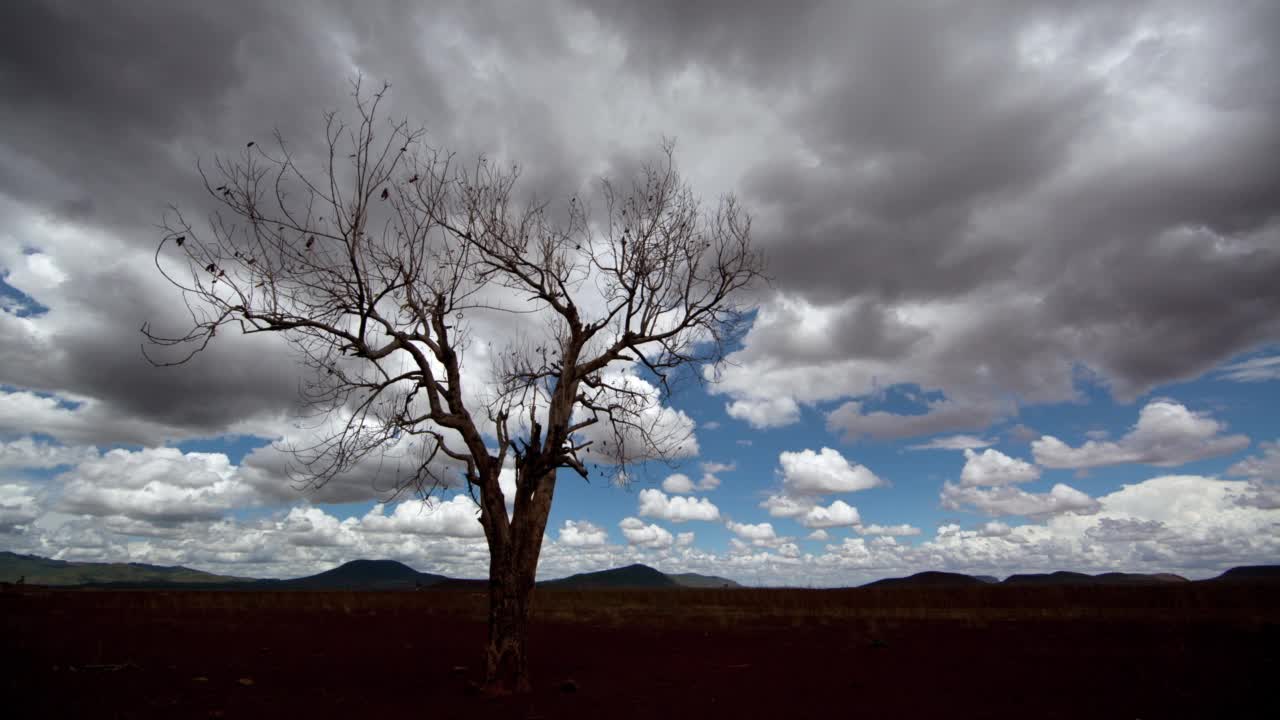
[[856, 523, 922, 537], [558, 519, 609, 547], [798, 499, 861, 529], [0, 437, 97, 470], [574, 370, 701, 465], [726, 396, 800, 429], [959, 448, 1041, 486], [941, 482, 1101, 519], [778, 447, 883, 495], [358, 496, 485, 538], [978, 521, 1012, 537], [660, 463, 726, 494], [1032, 401, 1250, 469], [760, 493, 813, 518], [618, 517, 674, 548], [636, 488, 721, 523], [0, 481, 42, 533], [726, 520, 780, 547], [279, 506, 359, 548], [58, 447, 261, 524], [1227, 440, 1280, 480], [1225, 443, 1280, 509]]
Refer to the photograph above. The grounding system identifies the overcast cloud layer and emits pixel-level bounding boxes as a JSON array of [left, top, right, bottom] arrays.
[[1, 0, 1277, 584]]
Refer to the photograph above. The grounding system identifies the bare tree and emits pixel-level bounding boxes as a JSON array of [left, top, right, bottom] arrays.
[[145, 81, 764, 694]]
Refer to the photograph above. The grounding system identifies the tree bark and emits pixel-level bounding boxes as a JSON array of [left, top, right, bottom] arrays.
[[481, 467, 556, 694], [483, 545, 533, 695]]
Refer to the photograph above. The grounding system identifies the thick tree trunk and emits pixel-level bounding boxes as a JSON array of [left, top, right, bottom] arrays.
[[480, 466, 556, 695], [483, 545, 534, 694]]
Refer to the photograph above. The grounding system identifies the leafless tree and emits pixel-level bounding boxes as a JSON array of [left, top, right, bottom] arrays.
[[145, 80, 765, 694]]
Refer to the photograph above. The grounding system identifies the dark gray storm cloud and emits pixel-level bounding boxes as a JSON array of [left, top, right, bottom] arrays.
[[573, 0, 1280, 419], [2, 0, 1278, 444]]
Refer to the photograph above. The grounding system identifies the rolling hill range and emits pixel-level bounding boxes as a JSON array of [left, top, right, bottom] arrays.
[[5, 550, 1275, 591], [860, 570, 1194, 588], [0, 552, 738, 591], [0, 551, 253, 586]]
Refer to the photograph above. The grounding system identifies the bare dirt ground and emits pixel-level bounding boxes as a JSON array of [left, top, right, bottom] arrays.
[[4, 586, 1276, 719]]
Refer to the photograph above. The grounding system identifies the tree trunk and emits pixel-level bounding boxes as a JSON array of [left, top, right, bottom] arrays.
[[481, 466, 556, 695], [483, 544, 534, 695]]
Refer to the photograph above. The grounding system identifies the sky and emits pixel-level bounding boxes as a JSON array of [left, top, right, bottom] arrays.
[[1, 0, 1278, 586]]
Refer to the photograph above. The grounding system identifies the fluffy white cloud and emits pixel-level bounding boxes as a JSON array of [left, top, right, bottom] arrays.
[[558, 519, 609, 547], [941, 482, 1101, 518], [279, 506, 360, 547], [636, 488, 721, 523], [1227, 441, 1280, 509], [760, 493, 813, 518], [960, 448, 1041, 486], [725, 396, 800, 429], [660, 464, 725, 494], [0, 481, 42, 533], [0, 437, 98, 470], [806, 529, 829, 541], [618, 517, 674, 548], [1032, 400, 1250, 469], [661, 473, 696, 494], [856, 523, 922, 537], [778, 447, 883, 495], [1228, 440, 1280, 480], [978, 521, 1012, 537], [573, 370, 700, 464], [798, 499, 861, 529], [59, 447, 261, 524], [358, 496, 485, 538], [726, 520, 781, 547]]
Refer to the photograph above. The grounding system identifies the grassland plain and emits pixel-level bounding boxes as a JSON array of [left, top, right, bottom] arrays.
[[4, 583, 1276, 718]]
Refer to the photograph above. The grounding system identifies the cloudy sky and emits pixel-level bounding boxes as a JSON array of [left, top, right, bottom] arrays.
[[2, 0, 1278, 585]]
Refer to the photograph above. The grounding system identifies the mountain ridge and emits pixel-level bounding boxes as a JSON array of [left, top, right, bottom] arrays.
[[4, 550, 1274, 591]]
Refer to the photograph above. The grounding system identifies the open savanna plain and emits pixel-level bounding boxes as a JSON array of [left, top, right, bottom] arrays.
[[4, 582, 1277, 719]]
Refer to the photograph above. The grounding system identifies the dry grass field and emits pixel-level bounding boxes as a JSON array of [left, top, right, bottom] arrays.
[[4, 583, 1277, 718]]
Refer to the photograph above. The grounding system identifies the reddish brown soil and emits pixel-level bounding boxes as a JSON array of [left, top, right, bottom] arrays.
[[4, 587, 1276, 719]]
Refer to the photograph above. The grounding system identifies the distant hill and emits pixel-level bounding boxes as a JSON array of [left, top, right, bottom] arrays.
[[667, 572, 742, 589], [430, 567, 742, 591], [541, 563, 679, 589], [0, 551, 251, 587], [1205, 565, 1280, 583], [1003, 571, 1188, 586], [260, 559, 450, 590], [862, 571, 991, 589]]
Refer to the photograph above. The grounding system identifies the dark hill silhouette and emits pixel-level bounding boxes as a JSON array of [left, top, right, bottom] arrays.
[[861, 571, 990, 588], [430, 578, 488, 591], [431, 566, 741, 591], [265, 559, 449, 590], [541, 563, 678, 589], [1004, 571, 1189, 586], [668, 572, 742, 589], [0, 550, 251, 586], [1205, 565, 1280, 583]]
